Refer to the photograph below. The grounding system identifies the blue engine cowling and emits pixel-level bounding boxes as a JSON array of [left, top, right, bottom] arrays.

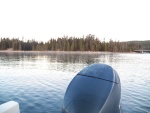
[[62, 63, 121, 113]]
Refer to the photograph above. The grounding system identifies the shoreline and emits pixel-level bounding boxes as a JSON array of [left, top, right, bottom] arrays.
[[0, 50, 136, 54]]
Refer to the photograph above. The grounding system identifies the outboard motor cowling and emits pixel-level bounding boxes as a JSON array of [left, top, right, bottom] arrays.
[[62, 63, 121, 113]]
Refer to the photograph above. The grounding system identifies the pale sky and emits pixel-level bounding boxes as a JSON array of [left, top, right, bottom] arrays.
[[0, 0, 150, 42]]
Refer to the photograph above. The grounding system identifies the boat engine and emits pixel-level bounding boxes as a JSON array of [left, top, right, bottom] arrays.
[[62, 63, 121, 113]]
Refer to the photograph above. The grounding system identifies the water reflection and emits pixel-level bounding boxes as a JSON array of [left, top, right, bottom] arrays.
[[0, 52, 150, 113]]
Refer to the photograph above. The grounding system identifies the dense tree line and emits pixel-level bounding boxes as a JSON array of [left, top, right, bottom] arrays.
[[0, 34, 143, 52]]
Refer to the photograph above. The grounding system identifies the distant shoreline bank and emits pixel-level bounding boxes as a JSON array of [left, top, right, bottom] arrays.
[[0, 37, 148, 53], [0, 50, 136, 54]]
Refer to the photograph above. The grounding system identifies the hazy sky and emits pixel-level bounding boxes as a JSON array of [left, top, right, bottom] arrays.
[[0, 0, 150, 42]]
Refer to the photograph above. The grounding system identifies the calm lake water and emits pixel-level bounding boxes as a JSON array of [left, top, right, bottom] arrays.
[[0, 52, 150, 113]]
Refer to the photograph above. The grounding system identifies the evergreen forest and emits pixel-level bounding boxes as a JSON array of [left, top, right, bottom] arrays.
[[0, 34, 148, 52]]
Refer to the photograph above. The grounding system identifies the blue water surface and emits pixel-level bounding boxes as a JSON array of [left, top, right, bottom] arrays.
[[0, 52, 150, 113]]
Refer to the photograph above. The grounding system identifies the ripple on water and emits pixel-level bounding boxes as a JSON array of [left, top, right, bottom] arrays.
[[0, 53, 150, 113]]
